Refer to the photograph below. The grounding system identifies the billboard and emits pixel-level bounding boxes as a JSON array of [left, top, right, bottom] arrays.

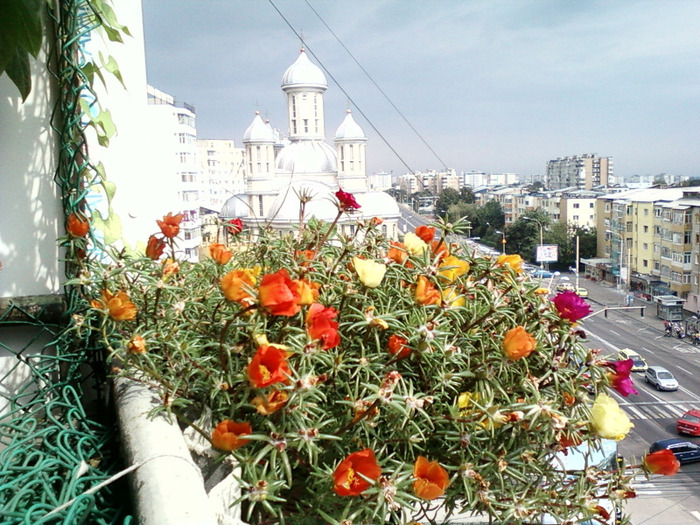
[[536, 244, 558, 263]]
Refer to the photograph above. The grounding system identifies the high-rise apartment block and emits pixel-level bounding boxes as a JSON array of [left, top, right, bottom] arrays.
[[197, 139, 245, 211], [546, 154, 612, 190]]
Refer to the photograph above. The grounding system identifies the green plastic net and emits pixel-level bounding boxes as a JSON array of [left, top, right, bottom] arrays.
[[0, 1, 132, 523]]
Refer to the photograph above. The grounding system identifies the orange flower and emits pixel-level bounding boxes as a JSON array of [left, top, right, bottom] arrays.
[[295, 249, 316, 266], [388, 334, 411, 359], [643, 449, 680, 476], [67, 213, 89, 237], [221, 268, 257, 306], [502, 326, 537, 361], [156, 212, 184, 239], [415, 225, 435, 243], [92, 290, 137, 321], [145, 235, 166, 260], [258, 269, 301, 316], [415, 276, 440, 306], [162, 260, 179, 280], [296, 279, 320, 305], [333, 449, 381, 496], [209, 243, 232, 265], [413, 456, 449, 500], [387, 241, 408, 265], [126, 335, 146, 354], [211, 420, 252, 451], [251, 390, 289, 415], [247, 344, 291, 388], [306, 303, 340, 350]]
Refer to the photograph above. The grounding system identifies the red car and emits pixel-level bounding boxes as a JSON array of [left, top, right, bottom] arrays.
[[677, 409, 700, 436]]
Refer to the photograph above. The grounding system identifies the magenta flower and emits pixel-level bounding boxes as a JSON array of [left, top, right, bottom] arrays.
[[335, 189, 361, 211], [552, 291, 592, 322], [604, 358, 638, 397]]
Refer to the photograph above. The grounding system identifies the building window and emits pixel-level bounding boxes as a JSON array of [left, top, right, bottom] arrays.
[[685, 252, 692, 264], [258, 195, 264, 216], [643, 225, 648, 233], [643, 259, 648, 268], [573, 203, 580, 209], [292, 96, 296, 118], [303, 119, 308, 132]]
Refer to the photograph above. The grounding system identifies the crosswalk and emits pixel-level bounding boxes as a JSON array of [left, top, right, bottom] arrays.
[[617, 401, 693, 420]]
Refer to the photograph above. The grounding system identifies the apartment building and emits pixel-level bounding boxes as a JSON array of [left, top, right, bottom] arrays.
[[398, 169, 459, 195], [197, 139, 246, 211], [560, 190, 598, 229], [546, 154, 612, 190]]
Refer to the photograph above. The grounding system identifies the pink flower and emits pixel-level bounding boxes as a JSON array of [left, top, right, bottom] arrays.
[[335, 189, 361, 211], [604, 359, 638, 397], [552, 291, 592, 322]]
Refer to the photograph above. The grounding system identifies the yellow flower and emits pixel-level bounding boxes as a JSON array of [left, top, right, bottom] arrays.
[[590, 393, 633, 441], [442, 287, 465, 308], [403, 232, 428, 256], [534, 287, 550, 295], [497, 254, 524, 274], [438, 255, 470, 282], [352, 257, 387, 288], [457, 391, 479, 410]]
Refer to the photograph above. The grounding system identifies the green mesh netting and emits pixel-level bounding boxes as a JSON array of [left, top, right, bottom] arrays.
[[0, 1, 132, 522]]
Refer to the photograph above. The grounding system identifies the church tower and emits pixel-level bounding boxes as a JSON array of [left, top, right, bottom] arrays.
[[242, 111, 276, 218], [281, 48, 326, 141], [335, 109, 368, 192]]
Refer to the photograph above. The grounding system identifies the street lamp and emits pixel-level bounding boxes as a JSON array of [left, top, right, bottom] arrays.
[[522, 217, 544, 269], [606, 229, 625, 291], [494, 230, 507, 254]]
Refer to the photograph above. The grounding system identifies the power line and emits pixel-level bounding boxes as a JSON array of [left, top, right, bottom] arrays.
[[303, 0, 450, 172], [267, 0, 415, 175]]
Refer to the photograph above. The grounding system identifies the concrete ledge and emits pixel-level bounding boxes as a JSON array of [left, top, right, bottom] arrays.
[[114, 376, 218, 525]]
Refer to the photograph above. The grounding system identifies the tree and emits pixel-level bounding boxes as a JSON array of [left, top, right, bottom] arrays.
[[434, 188, 461, 218]]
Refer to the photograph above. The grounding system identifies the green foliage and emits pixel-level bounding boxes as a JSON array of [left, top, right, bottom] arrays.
[[74, 216, 635, 525], [0, 0, 43, 100]]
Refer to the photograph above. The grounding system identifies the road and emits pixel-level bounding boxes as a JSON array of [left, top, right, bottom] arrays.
[[574, 277, 700, 525]]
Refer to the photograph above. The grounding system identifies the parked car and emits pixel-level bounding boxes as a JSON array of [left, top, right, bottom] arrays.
[[650, 438, 700, 464], [645, 365, 679, 391], [575, 287, 589, 298], [677, 409, 700, 436], [617, 349, 648, 372]]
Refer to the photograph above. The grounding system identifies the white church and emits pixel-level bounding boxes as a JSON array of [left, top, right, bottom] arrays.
[[221, 48, 400, 239]]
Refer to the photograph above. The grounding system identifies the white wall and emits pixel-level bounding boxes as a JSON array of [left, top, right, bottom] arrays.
[[0, 27, 61, 298]]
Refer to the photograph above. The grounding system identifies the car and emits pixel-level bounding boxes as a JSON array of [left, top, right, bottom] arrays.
[[617, 349, 648, 372], [556, 282, 575, 292], [650, 438, 700, 464], [677, 409, 700, 436], [575, 287, 588, 298], [531, 269, 554, 278], [645, 365, 679, 391]]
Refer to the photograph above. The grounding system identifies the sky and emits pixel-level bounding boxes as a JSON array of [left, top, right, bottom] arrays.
[[141, 0, 700, 180]]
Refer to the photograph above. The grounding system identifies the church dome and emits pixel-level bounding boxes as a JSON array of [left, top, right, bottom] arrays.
[[276, 140, 337, 174], [267, 180, 340, 224], [335, 110, 366, 141], [220, 194, 250, 219], [281, 49, 327, 91], [243, 112, 275, 142], [354, 191, 400, 218]]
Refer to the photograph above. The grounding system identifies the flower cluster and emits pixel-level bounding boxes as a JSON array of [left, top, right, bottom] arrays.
[[77, 203, 674, 525]]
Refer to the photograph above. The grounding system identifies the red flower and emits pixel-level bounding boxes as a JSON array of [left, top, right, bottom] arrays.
[[335, 189, 361, 211], [388, 334, 411, 359], [413, 456, 449, 500], [156, 212, 184, 239], [209, 243, 232, 265], [603, 359, 638, 397], [211, 420, 252, 451], [67, 213, 89, 237], [415, 225, 435, 243], [247, 344, 291, 388], [145, 235, 166, 260], [226, 218, 243, 235], [643, 449, 680, 476], [333, 449, 381, 496], [552, 291, 592, 322], [306, 303, 340, 350], [258, 269, 301, 316]]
